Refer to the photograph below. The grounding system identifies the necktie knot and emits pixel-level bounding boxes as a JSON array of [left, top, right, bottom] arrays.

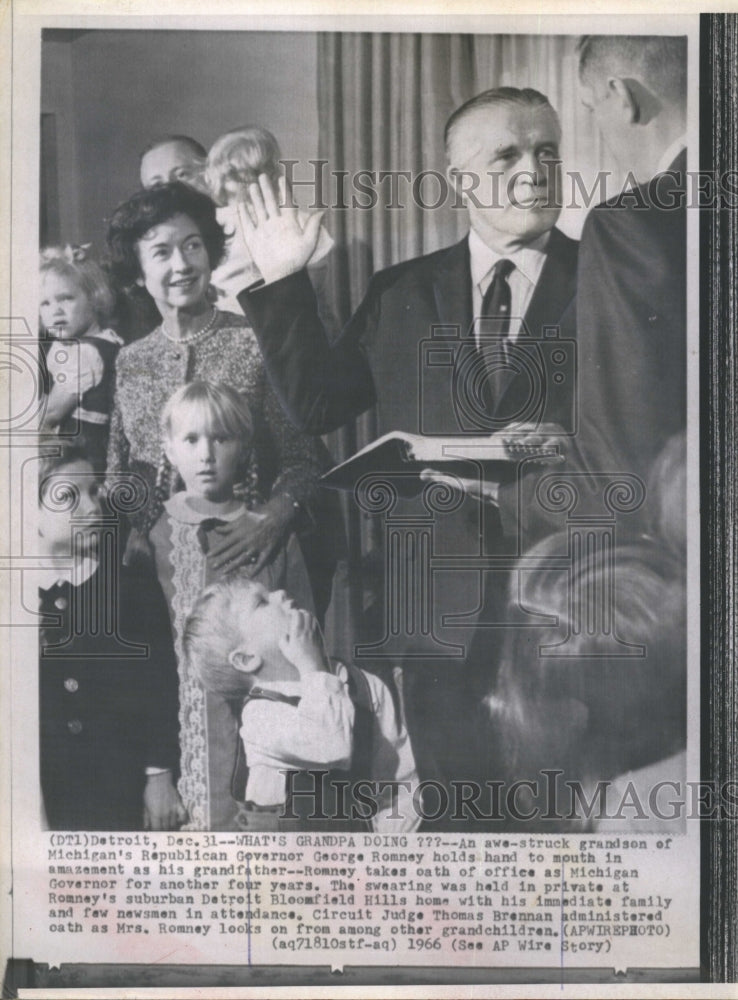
[[491, 257, 515, 283]]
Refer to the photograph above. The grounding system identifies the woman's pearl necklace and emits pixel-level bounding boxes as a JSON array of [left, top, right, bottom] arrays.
[[162, 307, 219, 346]]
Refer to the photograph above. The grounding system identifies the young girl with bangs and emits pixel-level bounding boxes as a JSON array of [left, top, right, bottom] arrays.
[[148, 379, 312, 831]]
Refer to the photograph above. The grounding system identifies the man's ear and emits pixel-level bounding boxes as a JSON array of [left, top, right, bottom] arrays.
[[229, 647, 262, 674], [446, 164, 467, 205], [608, 76, 643, 124]]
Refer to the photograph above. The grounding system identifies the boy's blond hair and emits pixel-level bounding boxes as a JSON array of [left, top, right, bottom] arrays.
[[184, 571, 260, 700]]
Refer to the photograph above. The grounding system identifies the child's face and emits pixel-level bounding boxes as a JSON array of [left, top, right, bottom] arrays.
[[222, 171, 253, 205], [40, 272, 95, 339], [235, 582, 301, 681], [38, 459, 102, 556], [165, 412, 242, 502]]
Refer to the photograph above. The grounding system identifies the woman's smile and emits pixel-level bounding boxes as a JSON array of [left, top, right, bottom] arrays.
[[135, 213, 211, 316]]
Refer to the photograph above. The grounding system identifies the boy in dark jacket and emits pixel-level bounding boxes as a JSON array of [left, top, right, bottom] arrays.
[[38, 438, 183, 830]]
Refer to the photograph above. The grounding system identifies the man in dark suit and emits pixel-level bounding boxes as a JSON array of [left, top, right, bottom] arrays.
[[492, 38, 689, 806], [574, 35, 687, 484], [502, 36, 688, 554], [235, 88, 578, 814]]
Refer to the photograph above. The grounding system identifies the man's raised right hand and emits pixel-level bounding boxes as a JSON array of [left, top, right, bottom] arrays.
[[236, 173, 325, 286]]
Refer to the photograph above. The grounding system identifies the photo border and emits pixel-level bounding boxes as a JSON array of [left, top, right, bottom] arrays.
[[699, 9, 737, 987]]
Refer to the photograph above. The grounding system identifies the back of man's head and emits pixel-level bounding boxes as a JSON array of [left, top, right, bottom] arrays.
[[577, 35, 687, 108]]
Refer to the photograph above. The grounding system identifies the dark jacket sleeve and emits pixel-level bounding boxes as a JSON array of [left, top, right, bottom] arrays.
[[239, 269, 377, 434], [125, 566, 180, 773]]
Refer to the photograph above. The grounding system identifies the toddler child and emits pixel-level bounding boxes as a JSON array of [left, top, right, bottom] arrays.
[[36, 437, 182, 830], [40, 245, 123, 470], [205, 125, 334, 315], [148, 380, 313, 830], [184, 573, 419, 832]]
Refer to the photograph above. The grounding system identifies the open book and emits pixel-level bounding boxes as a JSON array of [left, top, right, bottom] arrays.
[[320, 429, 561, 494]]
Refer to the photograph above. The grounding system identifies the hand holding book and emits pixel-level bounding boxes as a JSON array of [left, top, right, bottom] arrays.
[[320, 423, 567, 497]]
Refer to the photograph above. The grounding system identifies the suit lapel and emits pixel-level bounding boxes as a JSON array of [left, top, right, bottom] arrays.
[[522, 227, 578, 340], [430, 237, 473, 336], [494, 227, 578, 419], [424, 230, 578, 424]]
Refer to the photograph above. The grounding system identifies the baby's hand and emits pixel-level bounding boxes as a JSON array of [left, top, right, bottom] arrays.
[[278, 609, 331, 675]]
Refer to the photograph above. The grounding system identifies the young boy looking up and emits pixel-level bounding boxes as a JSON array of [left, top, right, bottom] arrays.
[[184, 574, 419, 832]]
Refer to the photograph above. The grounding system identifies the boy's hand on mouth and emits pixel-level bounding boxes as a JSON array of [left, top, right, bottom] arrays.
[[278, 609, 331, 676]]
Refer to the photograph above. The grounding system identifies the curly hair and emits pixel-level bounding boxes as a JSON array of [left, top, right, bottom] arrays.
[[106, 181, 227, 287]]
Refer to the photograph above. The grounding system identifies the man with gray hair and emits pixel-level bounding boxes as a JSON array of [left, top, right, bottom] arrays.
[[233, 86, 579, 816]]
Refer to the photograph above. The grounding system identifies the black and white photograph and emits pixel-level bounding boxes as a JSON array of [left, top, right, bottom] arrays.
[[1, 2, 735, 995]]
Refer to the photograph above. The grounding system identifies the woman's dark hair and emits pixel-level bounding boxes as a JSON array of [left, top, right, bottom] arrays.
[[106, 181, 227, 287]]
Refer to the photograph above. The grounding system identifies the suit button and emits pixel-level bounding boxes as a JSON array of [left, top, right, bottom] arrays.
[[55, 596, 68, 610], [64, 678, 79, 693], [173, 352, 181, 360], [648, 314, 658, 323], [67, 719, 83, 735]]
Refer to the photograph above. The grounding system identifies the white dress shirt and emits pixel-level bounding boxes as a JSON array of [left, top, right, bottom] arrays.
[[240, 662, 420, 831], [469, 227, 550, 345], [34, 556, 99, 594]]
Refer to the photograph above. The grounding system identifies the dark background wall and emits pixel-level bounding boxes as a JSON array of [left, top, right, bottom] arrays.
[[41, 29, 320, 251]]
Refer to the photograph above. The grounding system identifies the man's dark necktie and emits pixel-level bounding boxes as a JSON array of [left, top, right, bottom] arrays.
[[478, 258, 515, 412]]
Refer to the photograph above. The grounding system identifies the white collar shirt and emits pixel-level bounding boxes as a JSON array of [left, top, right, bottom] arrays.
[[468, 227, 550, 345], [34, 556, 99, 598]]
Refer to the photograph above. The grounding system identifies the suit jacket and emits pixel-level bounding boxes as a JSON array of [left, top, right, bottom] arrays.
[[39, 562, 179, 830], [241, 228, 578, 439], [240, 232, 577, 803], [499, 153, 688, 554], [240, 230, 578, 659], [574, 150, 687, 484]]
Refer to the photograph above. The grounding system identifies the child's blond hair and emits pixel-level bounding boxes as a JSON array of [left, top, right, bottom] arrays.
[[40, 245, 116, 329], [161, 380, 254, 448], [149, 381, 255, 534], [184, 571, 260, 700], [205, 125, 282, 206]]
